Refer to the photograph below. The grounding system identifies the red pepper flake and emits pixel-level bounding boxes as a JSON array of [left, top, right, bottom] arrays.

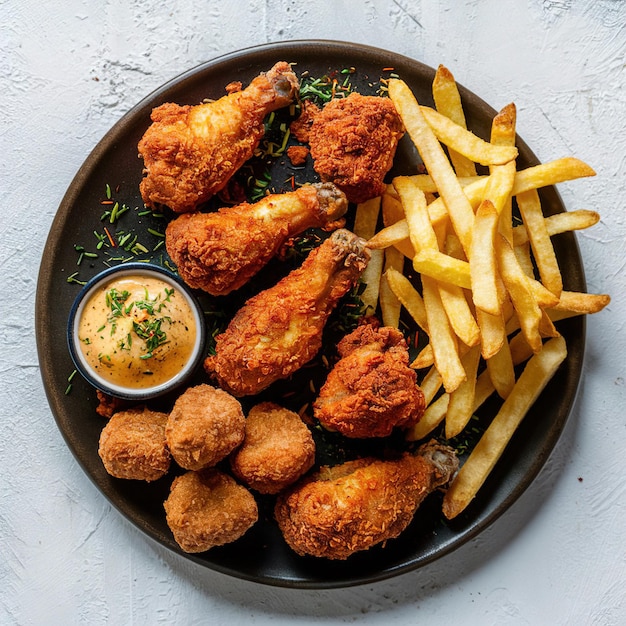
[[382, 67, 395, 72], [101, 200, 114, 205]]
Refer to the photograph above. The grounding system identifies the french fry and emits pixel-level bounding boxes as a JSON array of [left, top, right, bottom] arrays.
[[486, 340, 516, 399], [432, 64, 477, 177], [419, 364, 444, 406], [422, 275, 466, 393], [470, 200, 501, 316], [411, 344, 434, 370], [354, 197, 384, 313], [516, 189, 563, 297], [384, 266, 428, 332], [548, 290, 611, 317], [445, 344, 481, 439], [381, 190, 416, 258], [442, 336, 568, 519], [393, 176, 439, 253], [379, 246, 405, 328], [420, 106, 518, 166], [476, 307, 506, 360], [497, 235, 543, 353], [407, 393, 449, 441], [438, 281, 481, 347], [413, 249, 472, 289], [512, 209, 600, 246], [399, 174, 483, 194], [367, 158, 596, 252], [388, 78, 476, 256]]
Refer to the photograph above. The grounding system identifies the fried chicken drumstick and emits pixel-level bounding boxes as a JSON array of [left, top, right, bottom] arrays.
[[204, 229, 370, 397], [165, 182, 348, 295], [138, 61, 299, 213], [274, 440, 458, 560]]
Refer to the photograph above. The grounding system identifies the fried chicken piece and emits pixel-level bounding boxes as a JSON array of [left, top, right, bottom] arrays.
[[230, 402, 316, 494], [164, 468, 258, 553], [165, 182, 347, 296], [308, 92, 404, 204], [165, 384, 245, 470], [313, 322, 425, 438], [204, 229, 370, 397], [98, 406, 170, 481], [274, 440, 458, 560], [138, 61, 299, 213]]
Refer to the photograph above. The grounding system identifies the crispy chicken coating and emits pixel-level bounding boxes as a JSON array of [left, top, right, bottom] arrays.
[[204, 229, 370, 397], [313, 322, 425, 438], [98, 406, 170, 482], [274, 441, 458, 560], [308, 92, 404, 204], [138, 61, 299, 213], [165, 182, 347, 295], [230, 402, 316, 494], [165, 384, 245, 470], [164, 468, 258, 553]]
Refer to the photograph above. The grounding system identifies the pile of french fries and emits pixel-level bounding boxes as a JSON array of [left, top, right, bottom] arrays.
[[353, 65, 610, 520]]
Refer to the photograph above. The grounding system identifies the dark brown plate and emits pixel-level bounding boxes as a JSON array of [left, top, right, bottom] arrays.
[[35, 40, 585, 589]]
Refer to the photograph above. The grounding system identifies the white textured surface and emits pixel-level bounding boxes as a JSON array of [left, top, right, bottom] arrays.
[[2, 1, 625, 624]]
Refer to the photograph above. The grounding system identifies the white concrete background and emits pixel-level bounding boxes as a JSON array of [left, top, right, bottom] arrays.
[[2, 0, 625, 624]]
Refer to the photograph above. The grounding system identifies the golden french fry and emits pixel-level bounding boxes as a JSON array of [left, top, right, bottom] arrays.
[[413, 249, 472, 289], [486, 340, 516, 399], [517, 189, 563, 297], [384, 266, 428, 332], [470, 199, 501, 316], [381, 190, 416, 258], [549, 291, 611, 317], [388, 78, 476, 256], [420, 106, 518, 166], [399, 174, 483, 194], [445, 344, 481, 439], [476, 307, 506, 360], [438, 282, 481, 347], [512, 209, 600, 246], [442, 336, 567, 519], [497, 235, 543, 353], [379, 246, 405, 328], [368, 157, 596, 250], [410, 344, 434, 369], [419, 364, 444, 406], [422, 275, 466, 393], [432, 64, 477, 178], [407, 393, 449, 441], [393, 176, 439, 253], [354, 197, 384, 313]]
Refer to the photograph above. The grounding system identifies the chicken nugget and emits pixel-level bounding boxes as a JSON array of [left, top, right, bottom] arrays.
[[164, 468, 258, 553], [98, 406, 170, 482], [308, 93, 404, 204], [230, 402, 316, 494], [165, 384, 245, 470], [275, 441, 458, 560]]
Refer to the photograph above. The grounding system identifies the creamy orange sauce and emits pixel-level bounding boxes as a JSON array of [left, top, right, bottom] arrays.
[[78, 275, 197, 389]]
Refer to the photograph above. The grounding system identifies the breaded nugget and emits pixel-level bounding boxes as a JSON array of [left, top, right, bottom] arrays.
[[313, 322, 425, 438], [230, 402, 316, 494], [164, 468, 258, 553], [308, 93, 404, 204], [165, 384, 245, 470], [274, 441, 458, 560], [98, 406, 170, 482]]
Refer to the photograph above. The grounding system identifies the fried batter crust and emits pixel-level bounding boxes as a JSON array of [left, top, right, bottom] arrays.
[[274, 441, 458, 560], [165, 384, 245, 470], [138, 61, 299, 213], [98, 406, 170, 482], [164, 468, 258, 553], [314, 323, 425, 438], [230, 402, 316, 494], [308, 92, 404, 204]]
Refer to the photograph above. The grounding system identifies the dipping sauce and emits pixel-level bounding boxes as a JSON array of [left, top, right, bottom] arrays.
[[77, 275, 198, 389]]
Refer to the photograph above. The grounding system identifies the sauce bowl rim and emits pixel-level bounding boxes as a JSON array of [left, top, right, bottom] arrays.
[[67, 262, 206, 400]]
